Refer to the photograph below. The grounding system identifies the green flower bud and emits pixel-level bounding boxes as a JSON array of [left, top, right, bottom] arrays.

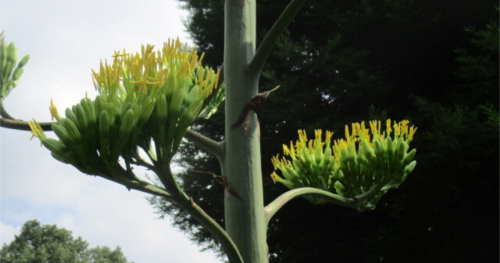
[[12, 67, 23, 81], [118, 109, 136, 138], [41, 138, 66, 155], [52, 123, 72, 146], [6, 43, 17, 63], [2, 60, 13, 81], [18, 54, 30, 68], [0, 41, 7, 70], [60, 119, 82, 145], [156, 94, 168, 123], [51, 151, 78, 166], [402, 149, 417, 166], [74, 104, 88, 132]]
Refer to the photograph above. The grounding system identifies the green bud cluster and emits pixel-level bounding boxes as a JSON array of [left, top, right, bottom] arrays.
[[271, 120, 417, 210], [31, 94, 155, 178], [0, 33, 30, 98], [30, 39, 221, 179]]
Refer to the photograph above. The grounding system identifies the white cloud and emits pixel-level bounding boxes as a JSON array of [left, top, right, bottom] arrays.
[[54, 182, 220, 263], [0, 222, 21, 245]]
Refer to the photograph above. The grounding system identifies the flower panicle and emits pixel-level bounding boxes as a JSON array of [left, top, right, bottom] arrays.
[[269, 120, 418, 208], [29, 39, 226, 182]]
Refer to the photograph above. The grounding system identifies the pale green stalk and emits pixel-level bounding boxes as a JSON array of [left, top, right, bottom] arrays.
[[222, 0, 312, 261], [223, 0, 268, 262]]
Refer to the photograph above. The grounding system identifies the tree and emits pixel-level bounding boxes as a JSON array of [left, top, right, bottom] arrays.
[[87, 246, 131, 263], [150, 0, 499, 262], [0, 220, 132, 263]]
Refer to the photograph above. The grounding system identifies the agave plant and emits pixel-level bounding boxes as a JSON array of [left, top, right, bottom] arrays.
[[2, 1, 424, 260]]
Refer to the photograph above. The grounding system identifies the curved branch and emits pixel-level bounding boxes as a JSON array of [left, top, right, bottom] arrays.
[[184, 129, 225, 160], [175, 198, 244, 263], [265, 182, 388, 225], [113, 176, 176, 199], [153, 162, 190, 201], [110, 171, 244, 262], [1, 117, 54, 131], [0, 97, 55, 131], [264, 187, 356, 225], [0, 99, 16, 120], [147, 167, 243, 262], [264, 188, 353, 221], [125, 168, 243, 262], [247, 0, 308, 77]]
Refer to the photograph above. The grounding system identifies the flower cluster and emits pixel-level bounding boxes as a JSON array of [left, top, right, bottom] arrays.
[[271, 120, 417, 208], [30, 39, 221, 178], [1, 34, 30, 98]]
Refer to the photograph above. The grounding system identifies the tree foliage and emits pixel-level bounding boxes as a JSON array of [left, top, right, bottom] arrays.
[[0, 220, 132, 263], [148, 0, 499, 262]]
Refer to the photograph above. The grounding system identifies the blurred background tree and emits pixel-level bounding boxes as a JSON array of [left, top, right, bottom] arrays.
[[0, 220, 132, 263], [149, 0, 499, 262]]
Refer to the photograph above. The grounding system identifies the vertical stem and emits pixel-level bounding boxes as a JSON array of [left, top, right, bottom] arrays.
[[224, 0, 267, 263]]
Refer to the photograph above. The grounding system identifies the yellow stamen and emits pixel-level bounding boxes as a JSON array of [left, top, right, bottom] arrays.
[[28, 120, 46, 142], [270, 172, 283, 183], [48, 100, 60, 122]]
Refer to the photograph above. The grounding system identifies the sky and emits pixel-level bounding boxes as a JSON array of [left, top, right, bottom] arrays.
[[0, 1, 222, 262]]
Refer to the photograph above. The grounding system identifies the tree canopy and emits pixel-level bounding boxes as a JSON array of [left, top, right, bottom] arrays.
[[148, 0, 499, 262], [0, 220, 132, 263]]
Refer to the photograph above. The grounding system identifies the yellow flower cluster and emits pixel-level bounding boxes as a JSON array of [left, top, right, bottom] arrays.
[[91, 38, 220, 102], [271, 119, 417, 207], [29, 39, 222, 177]]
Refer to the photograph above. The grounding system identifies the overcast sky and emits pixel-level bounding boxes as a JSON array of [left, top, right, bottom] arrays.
[[0, 1, 222, 262]]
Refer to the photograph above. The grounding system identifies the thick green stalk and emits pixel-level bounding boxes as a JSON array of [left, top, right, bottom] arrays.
[[224, 0, 267, 262]]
